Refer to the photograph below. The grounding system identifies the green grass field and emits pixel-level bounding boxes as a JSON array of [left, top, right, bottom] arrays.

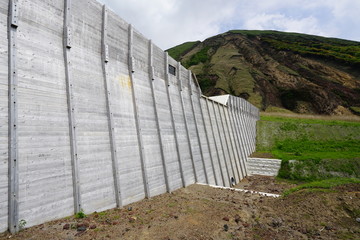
[[256, 114, 360, 182]]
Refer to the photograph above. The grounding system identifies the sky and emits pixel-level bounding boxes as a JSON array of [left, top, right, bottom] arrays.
[[97, 0, 360, 50]]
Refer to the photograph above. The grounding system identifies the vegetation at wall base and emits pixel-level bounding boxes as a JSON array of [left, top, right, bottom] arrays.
[[256, 113, 360, 183], [74, 210, 87, 219]]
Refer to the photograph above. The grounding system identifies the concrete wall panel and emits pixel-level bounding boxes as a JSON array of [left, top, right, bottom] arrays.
[[71, 0, 115, 213], [209, 102, 230, 187], [200, 98, 223, 185], [180, 68, 206, 183], [224, 107, 241, 181], [132, 69, 166, 197], [15, 0, 74, 227], [193, 95, 215, 184], [1, 0, 259, 233], [153, 78, 183, 191], [168, 74, 195, 186], [105, 10, 145, 206], [0, 1, 8, 233]]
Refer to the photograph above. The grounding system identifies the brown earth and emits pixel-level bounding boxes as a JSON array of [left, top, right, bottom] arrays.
[[1, 176, 359, 240], [234, 175, 297, 194]]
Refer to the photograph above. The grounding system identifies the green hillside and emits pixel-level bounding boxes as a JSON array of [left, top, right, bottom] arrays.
[[167, 30, 360, 115]]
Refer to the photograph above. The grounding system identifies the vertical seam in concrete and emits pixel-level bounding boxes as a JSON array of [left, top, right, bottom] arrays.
[[206, 100, 225, 186], [149, 41, 170, 192], [164, 52, 185, 187], [217, 103, 236, 184], [228, 97, 246, 178], [63, 0, 82, 214], [222, 106, 242, 182], [8, 0, 19, 233], [101, 5, 122, 207], [188, 70, 208, 183], [199, 96, 218, 185], [128, 25, 150, 198], [177, 64, 197, 183]]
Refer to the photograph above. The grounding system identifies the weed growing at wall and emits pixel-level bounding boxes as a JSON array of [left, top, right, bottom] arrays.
[[75, 210, 87, 219], [18, 219, 27, 231]]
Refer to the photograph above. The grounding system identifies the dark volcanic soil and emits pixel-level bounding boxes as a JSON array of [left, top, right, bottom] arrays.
[[1, 176, 359, 240]]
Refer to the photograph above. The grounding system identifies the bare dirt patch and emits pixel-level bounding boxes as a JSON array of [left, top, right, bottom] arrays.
[[234, 175, 297, 194], [1, 176, 359, 240]]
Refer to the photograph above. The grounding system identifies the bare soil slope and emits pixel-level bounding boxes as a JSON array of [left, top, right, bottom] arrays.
[[1, 176, 359, 240]]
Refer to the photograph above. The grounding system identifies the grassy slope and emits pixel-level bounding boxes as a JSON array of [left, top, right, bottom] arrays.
[[228, 30, 360, 66], [166, 41, 200, 61], [168, 30, 360, 114], [256, 114, 360, 181], [169, 30, 360, 70]]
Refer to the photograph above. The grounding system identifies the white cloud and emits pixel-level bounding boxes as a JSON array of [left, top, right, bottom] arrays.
[[242, 14, 330, 37], [98, 0, 236, 49], [97, 0, 360, 49]]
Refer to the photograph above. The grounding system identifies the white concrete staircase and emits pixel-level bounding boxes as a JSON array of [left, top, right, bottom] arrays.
[[247, 158, 282, 176]]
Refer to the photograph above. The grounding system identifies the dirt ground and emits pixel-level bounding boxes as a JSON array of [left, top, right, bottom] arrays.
[[1, 176, 359, 240], [234, 175, 297, 194]]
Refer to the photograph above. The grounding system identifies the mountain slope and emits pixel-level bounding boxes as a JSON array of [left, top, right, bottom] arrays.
[[167, 30, 360, 115]]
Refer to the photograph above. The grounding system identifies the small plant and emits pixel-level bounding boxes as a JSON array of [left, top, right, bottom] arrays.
[[75, 209, 86, 219], [19, 219, 26, 230]]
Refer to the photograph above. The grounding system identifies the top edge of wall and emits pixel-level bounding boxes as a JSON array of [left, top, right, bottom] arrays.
[[96, 0, 187, 76], [207, 95, 230, 106]]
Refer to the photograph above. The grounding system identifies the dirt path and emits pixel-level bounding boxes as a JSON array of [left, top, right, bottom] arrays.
[[1, 176, 359, 240]]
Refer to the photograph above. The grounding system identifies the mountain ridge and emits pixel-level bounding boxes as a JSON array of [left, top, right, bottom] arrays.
[[167, 30, 360, 115]]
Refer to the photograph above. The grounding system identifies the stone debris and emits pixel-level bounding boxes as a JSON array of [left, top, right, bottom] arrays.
[[63, 223, 70, 230]]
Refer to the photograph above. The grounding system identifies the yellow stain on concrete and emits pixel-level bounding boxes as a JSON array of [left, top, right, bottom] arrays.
[[117, 74, 132, 91]]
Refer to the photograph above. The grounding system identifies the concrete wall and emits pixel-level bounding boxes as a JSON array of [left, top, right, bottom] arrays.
[[247, 158, 282, 177], [1, 0, 260, 233]]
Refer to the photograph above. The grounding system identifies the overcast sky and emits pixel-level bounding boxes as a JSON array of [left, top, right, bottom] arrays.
[[97, 0, 360, 50]]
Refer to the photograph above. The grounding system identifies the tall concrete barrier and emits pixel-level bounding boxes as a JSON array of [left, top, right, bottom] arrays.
[[0, 0, 259, 233]]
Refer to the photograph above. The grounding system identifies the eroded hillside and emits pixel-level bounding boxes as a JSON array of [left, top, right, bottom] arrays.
[[168, 31, 360, 115]]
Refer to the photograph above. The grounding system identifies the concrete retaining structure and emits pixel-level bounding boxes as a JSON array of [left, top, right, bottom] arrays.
[[0, 0, 259, 233], [247, 158, 282, 176]]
